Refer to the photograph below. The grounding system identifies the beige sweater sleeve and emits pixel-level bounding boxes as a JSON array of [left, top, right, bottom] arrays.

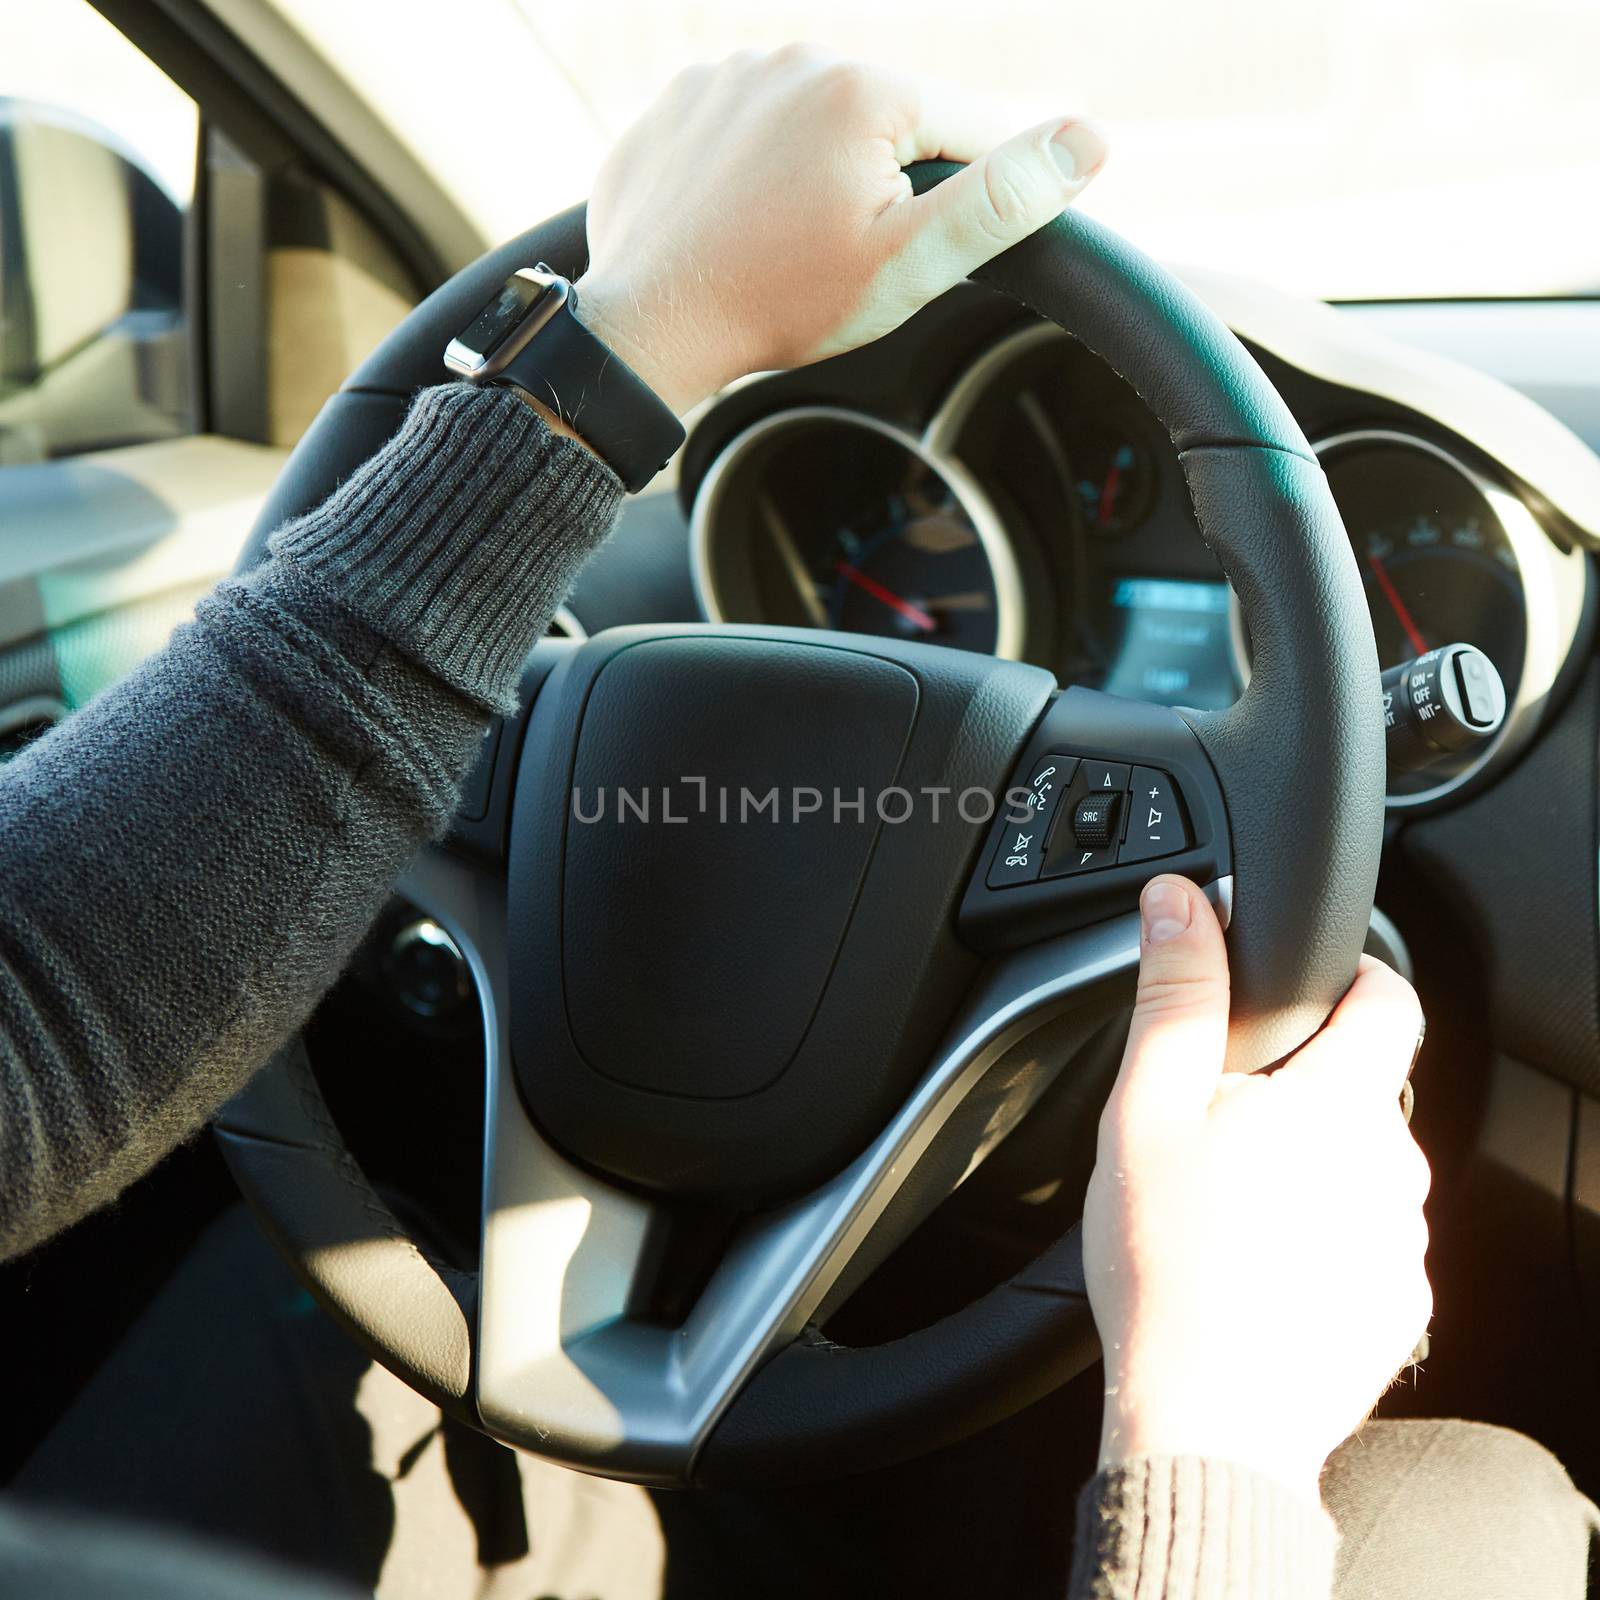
[[1068, 1458, 1337, 1600]]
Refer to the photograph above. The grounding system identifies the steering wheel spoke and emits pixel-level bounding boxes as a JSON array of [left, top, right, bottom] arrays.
[[403, 843, 1224, 1483]]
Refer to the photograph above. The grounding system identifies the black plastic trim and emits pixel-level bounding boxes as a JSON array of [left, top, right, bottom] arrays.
[[959, 686, 1231, 950]]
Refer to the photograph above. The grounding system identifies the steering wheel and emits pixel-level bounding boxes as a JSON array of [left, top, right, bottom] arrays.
[[216, 164, 1384, 1487]]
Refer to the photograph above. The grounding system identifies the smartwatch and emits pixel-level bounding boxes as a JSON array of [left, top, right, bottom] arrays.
[[443, 265, 685, 493]]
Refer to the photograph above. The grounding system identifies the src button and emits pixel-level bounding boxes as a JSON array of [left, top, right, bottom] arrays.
[[1072, 791, 1120, 850], [1042, 757, 1130, 878]]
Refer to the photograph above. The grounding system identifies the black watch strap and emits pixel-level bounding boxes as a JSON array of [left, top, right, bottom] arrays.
[[496, 289, 685, 494]]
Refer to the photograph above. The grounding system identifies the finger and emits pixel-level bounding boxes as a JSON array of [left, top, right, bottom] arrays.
[[1106, 875, 1232, 1132], [879, 116, 1108, 297], [1285, 955, 1425, 1105]]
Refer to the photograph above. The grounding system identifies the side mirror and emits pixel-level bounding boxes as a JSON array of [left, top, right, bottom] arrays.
[[0, 97, 189, 462]]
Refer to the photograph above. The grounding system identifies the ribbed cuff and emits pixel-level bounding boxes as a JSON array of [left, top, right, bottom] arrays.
[[268, 383, 623, 710], [1069, 1457, 1337, 1600]]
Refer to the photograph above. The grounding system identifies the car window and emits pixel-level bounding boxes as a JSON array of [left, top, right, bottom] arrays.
[[270, 0, 1600, 301], [0, 0, 198, 463]]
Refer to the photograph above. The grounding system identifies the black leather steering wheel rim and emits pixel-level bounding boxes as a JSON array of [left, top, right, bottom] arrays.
[[217, 169, 1383, 1484]]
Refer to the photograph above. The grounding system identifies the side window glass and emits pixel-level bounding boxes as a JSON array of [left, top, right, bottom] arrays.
[[0, 0, 198, 462]]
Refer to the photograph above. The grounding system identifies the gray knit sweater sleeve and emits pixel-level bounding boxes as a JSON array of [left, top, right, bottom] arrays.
[[0, 382, 620, 1262], [1068, 1458, 1337, 1599]]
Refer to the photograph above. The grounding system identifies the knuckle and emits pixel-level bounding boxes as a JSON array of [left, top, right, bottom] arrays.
[[1376, 1122, 1432, 1202], [1398, 1200, 1430, 1260], [1385, 1210, 1430, 1279], [1406, 1138, 1433, 1202], [819, 58, 878, 109], [1410, 1277, 1435, 1335], [668, 62, 715, 96], [771, 40, 829, 70], [706, 49, 761, 86], [977, 152, 1049, 240]]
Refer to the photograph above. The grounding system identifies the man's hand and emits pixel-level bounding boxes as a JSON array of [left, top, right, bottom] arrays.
[[1084, 875, 1431, 1506], [575, 47, 1107, 415]]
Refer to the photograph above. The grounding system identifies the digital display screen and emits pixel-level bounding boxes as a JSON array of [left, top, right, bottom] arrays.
[[456, 273, 546, 361], [1100, 578, 1238, 709]]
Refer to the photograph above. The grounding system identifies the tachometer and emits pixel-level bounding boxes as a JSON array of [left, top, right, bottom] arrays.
[[1320, 433, 1526, 679], [691, 408, 1024, 658], [1066, 418, 1156, 537]]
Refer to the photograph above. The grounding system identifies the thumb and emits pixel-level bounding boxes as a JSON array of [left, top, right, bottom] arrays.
[[1109, 876, 1232, 1129], [885, 117, 1108, 301]]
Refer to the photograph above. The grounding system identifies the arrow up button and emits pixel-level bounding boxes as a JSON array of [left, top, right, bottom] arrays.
[[1118, 767, 1190, 865]]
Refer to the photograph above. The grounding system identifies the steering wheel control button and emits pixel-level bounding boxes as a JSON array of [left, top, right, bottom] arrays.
[[1053, 836, 1118, 875], [1081, 759, 1130, 793], [1040, 755, 1134, 878], [1119, 766, 1190, 864], [1071, 791, 1120, 850], [987, 823, 1045, 889], [986, 753, 1077, 888], [1015, 752, 1075, 835]]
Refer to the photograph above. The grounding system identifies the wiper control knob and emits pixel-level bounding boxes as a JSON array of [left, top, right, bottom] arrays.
[[1382, 643, 1506, 777]]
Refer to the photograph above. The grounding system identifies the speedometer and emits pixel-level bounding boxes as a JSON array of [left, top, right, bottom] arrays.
[[1320, 433, 1526, 679], [1318, 431, 1531, 802], [691, 409, 1024, 658], [1232, 426, 1584, 809]]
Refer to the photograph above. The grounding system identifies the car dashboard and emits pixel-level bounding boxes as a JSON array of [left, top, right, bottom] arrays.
[[650, 280, 1597, 815]]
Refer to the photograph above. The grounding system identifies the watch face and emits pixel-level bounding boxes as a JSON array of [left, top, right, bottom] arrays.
[[457, 273, 550, 363]]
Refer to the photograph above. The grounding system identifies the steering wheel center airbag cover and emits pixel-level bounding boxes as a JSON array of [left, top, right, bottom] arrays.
[[507, 624, 1054, 1204], [563, 636, 918, 1097]]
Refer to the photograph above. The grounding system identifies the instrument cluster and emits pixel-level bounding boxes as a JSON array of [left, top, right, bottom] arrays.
[[689, 319, 1581, 806]]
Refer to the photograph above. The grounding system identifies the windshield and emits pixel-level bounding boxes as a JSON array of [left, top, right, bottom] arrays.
[[272, 0, 1600, 301]]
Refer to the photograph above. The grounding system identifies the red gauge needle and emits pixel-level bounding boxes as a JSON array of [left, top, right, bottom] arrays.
[[1097, 460, 1122, 528], [834, 561, 937, 633], [1367, 554, 1428, 656]]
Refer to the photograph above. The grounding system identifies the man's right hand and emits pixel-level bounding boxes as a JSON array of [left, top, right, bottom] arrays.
[[574, 46, 1107, 416], [1083, 875, 1432, 1505]]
